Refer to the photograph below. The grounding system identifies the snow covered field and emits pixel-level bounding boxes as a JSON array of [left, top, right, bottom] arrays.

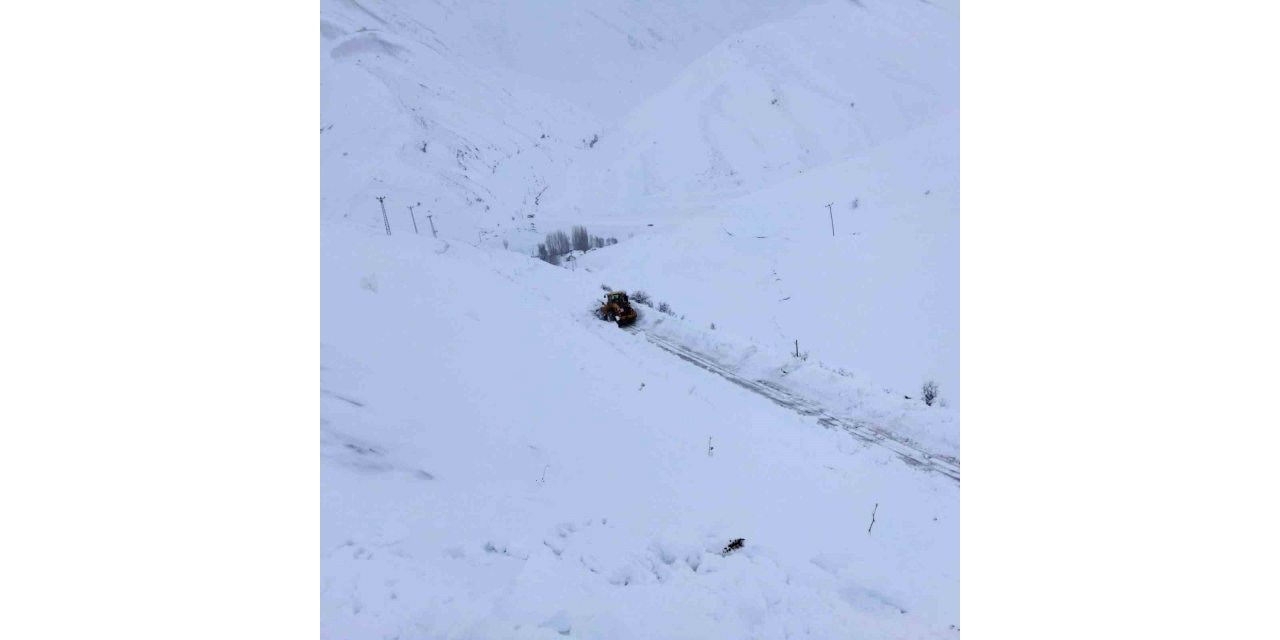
[[322, 0, 959, 637], [322, 225, 957, 638]]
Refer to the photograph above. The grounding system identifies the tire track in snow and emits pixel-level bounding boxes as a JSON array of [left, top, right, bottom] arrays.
[[629, 328, 960, 483]]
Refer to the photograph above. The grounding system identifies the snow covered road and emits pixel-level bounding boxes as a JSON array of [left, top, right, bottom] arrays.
[[630, 327, 960, 483]]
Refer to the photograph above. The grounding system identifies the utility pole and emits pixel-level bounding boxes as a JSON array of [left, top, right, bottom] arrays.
[[795, 339, 800, 358], [425, 214, 437, 238], [377, 196, 391, 235], [826, 202, 835, 237], [408, 202, 420, 235]]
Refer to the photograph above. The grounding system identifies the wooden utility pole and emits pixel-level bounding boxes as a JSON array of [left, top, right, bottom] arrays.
[[377, 196, 391, 235], [408, 202, 420, 235], [826, 202, 835, 236]]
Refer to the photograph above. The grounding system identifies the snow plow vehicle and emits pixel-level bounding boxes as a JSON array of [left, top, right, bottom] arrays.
[[597, 291, 638, 327]]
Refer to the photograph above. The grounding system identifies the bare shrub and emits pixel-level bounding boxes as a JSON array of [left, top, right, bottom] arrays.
[[632, 290, 652, 306], [658, 301, 672, 315], [922, 380, 939, 406]]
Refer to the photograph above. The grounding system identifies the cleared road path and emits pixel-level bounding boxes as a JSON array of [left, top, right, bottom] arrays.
[[634, 328, 960, 483]]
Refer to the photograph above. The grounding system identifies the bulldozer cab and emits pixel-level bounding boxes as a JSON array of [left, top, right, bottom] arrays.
[[606, 292, 628, 305]]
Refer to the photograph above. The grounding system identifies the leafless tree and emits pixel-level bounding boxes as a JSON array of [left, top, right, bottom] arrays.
[[571, 225, 590, 252], [922, 380, 939, 406], [545, 230, 571, 256]]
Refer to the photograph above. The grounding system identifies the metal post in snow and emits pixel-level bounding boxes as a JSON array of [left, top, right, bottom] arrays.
[[426, 214, 437, 238], [408, 202, 420, 235], [377, 196, 391, 235], [827, 202, 835, 236]]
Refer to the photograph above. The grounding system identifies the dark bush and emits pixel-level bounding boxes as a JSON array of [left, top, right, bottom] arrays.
[[922, 380, 939, 406]]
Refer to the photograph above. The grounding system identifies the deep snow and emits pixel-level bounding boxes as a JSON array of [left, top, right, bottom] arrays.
[[321, 0, 959, 636], [322, 224, 958, 638]]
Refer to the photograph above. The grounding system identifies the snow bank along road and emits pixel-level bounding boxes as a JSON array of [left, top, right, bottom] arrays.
[[628, 327, 961, 483]]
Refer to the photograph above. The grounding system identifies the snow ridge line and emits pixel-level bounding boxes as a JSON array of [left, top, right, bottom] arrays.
[[633, 329, 960, 483]]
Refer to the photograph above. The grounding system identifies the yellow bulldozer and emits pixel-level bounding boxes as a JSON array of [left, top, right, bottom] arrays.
[[597, 291, 638, 327]]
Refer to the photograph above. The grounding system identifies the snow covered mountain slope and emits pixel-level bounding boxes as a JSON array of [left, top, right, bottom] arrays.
[[578, 114, 959, 408], [321, 0, 957, 248], [322, 222, 958, 638], [324, 0, 821, 121], [321, 0, 959, 635], [558, 0, 959, 218], [321, 0, 594, 242], [320, 0, 824, 244]]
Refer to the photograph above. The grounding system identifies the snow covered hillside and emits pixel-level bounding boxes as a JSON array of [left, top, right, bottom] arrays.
[[322, 223, 958, 638], [320, 0, 832, 246], [559, 0, 958, 218], [578, 114, 960, 407], [322, 0, 959, 636], [321, 0, 959, 405]]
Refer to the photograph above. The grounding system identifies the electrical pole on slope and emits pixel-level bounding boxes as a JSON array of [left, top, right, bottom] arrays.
[[377, 196, 391, 235]]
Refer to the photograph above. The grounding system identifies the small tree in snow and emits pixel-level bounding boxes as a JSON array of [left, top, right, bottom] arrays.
[[658, 301, 672, 315], [632, 290, 652, 306], [922, 380, 939, 407]]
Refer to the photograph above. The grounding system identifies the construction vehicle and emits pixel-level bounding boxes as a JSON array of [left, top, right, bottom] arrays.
[[598, 291, 638, 327]]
